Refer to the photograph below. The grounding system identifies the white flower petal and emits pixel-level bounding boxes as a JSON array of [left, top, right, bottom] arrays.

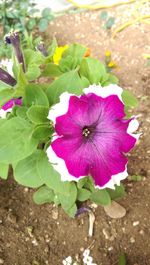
[[83, 84, 123, 101], [47, 143, 128, 190], [0, 108, 12, 119], [65, 256, 72, 263], [95, 165, 128, 190], [48, 92, 73, 123], [0, 59, 13, 76], [83, 249, 90, 257], [128, 118, 139, 133], [127, 117, 141, 141], [46, 145, 84, 182]]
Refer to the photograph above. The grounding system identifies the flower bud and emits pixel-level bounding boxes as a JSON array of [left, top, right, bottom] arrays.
[[5, 31, 25, 72], [0, 67, 16, 86], [37, 42, 48, 57]]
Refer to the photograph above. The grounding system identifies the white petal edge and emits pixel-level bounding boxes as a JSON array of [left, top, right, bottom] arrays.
[[46, 145, 85, 182], [127, 117, 141, 140], [48, 84, 124, 123], [48, 92, 73, 123], [0, 59, 13, 76], [95, 165, 128, 190], [0, 108, 12, 119], [83, 84, 123, 101], [46, 144, 128, 190]]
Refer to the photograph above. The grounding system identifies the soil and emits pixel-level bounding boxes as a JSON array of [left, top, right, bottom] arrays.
[[0, 4, 150, 265]]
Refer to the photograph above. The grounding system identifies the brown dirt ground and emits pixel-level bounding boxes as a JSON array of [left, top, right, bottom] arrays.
[[0, 5, 150, 265]]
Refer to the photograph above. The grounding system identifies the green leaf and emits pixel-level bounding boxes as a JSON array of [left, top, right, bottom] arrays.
[[63, 43, 86, 60], [122, 90, 138, 108], [36, 152, 77, 211], [108, 73, 119, 84], [80, 76, 91, 88], [54, 194, 60, 206], [16, 106, 28, 119], [24, 84, 49, 107], [77, 177, 88, 189], [0, 89, 14, 108], [84, 177, 95, 192], [47, 70, 84, 105], [32, 124, 52, 140], [90, 189, 111, 206], [33, 185, 54, 205], [105, 17, 115, 29], [59, 55, 79, 72], [107, 184, 126, 200], [58, 182, 77, 210], [46, 14, 54, 21], [79, 57, 106, 84], [15, 64, 28, 97], [38, 18, 49, 32], [25, 64, 41, 81], [14, 150, 45, 188], [42, 63, 62, 77], [0, 163, 9, 180], [42, 7, 52, 17], [118, 253, 126, 265], [24, 49, 44, 67], [0, 117, 38, 163], [0, 82, 11, 91], [100, 11, 108, 20], [27, 18, 36, 30], [36, 152, 61, 191], [47, 38, 58, 58], [27, 105, 49, 124], [77, 188, 91, 201], [128, 175, 142, 181], [102, 73, 119, 86], [64, 203, 77, 218]]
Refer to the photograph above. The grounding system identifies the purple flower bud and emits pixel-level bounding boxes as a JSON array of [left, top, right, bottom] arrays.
[[75, 207, 90, 217], [37, 42, 48, 57], [4, 31, 25, 72], [0, 67, 16, 86], [5, 35, 11, 44]]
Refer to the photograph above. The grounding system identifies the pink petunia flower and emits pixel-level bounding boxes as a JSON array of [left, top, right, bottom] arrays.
[[47, 84, 139, 189], [0, 98, 22, 119]]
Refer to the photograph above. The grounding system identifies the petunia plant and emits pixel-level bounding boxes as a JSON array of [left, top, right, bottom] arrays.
[[0, 31, 139, 217]]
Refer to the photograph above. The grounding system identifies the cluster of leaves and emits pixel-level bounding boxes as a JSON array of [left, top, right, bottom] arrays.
[[0, 38, 138, 217], [0, 0, 54, 57], [100, 11, 115, 30]]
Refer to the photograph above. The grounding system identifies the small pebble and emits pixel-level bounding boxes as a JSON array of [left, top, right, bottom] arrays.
[[139, 230, 144, 235], [80, 247, 84, 252], [90, 203, 98, 209], [130, 237, 135, 243], [133, 221, 140, 226], [104, 201, 126, 219], [52, 208, 58, 220], [0, 259, 4, 264], [32, 239, 38, 246], [122, 227, 125, 233], [108, 246, 113, 251]]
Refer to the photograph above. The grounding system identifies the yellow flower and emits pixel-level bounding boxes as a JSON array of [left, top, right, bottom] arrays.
[[105, 50, 111, 57], [108, 60, 120, 70], [53, 45, 69, 65], [108, 61, 118, 68]]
